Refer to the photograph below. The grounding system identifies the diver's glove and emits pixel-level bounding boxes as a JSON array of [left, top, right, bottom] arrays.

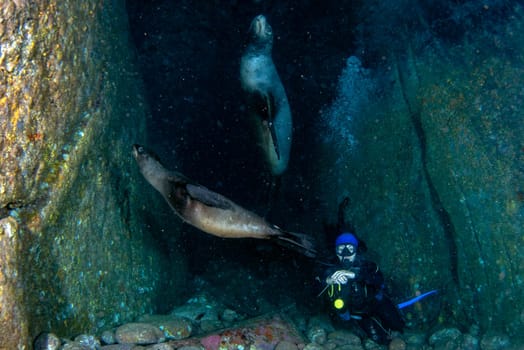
[[326, 270, 356, 285]]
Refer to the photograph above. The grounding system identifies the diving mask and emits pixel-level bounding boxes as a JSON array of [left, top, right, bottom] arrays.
[[336, 244, 356, 256], [336, 244, 356, 263]]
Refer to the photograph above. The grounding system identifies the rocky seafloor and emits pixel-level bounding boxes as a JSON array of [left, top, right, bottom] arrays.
[[33, 259, 522, 350], [34, 290, 520, 350]]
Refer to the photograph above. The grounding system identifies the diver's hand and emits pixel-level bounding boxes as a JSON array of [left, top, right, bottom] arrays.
[[326, 270, 356, 285]]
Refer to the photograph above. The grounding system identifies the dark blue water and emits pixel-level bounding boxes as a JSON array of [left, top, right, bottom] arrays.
[[124, 0, 523, 342]]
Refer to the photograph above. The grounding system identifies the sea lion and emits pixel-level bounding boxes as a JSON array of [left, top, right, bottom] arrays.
[[240, 14, 292, 176], [132, 144, 316, 257]]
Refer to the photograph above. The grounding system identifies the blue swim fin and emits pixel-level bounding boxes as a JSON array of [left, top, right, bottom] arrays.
[[397, 290, 438, 309]]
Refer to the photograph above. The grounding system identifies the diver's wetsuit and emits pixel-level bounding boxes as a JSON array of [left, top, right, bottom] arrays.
[[324, 256, 405, 344]]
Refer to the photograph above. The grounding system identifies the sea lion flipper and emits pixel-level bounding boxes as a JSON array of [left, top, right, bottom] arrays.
[[252, 90, 280, 160], [264, 91, 276, 122], [167, 172, 191, 185], [272, 229, 317, 258], [186, 183, 233, 210], [249, 89, 273, 122], [265, 92, 281, 160]]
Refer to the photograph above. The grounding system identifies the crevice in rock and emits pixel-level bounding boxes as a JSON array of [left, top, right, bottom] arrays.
[[394, 53, 460, 288], [410, 110, 460, 287]]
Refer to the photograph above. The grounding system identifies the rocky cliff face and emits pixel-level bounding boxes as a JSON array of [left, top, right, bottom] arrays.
[[416, 41, 523, 335], [0, 1, 185, 347], [317, 5, 523, 337]]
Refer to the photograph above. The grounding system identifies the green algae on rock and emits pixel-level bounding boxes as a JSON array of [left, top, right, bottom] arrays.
[[0, 1, 187, 348]]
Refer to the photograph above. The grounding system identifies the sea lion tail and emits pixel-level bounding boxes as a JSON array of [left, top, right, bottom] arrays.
[[273, 230, 317, 258]]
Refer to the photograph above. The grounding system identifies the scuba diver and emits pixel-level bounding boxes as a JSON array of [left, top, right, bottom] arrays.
[[322, 232, 405, 345], [319, 198, 405, 344], [319, 198, 437, 344]]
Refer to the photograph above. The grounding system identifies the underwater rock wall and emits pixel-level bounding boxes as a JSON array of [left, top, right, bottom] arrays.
[[414, 31, 524, 335], [0, 1, 185, 348], [318, 7, 523, 339], [317, 55, 455, 330]]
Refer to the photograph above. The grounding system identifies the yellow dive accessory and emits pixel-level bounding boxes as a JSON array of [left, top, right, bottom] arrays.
[[328, 283, 345, 309], [334, 298, 345, 309]]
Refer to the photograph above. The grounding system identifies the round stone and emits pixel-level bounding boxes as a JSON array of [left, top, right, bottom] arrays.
[[115, 322, 165, 345]]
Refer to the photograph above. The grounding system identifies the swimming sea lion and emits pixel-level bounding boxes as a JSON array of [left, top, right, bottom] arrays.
[[132, 144, 316, 257], [240, 14, 292, 176]]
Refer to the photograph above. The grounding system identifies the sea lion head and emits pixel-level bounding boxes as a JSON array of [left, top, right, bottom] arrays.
[[132, 144, 172, 193], [248, 14, 273, 51], [132, 144, 161, 167]]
